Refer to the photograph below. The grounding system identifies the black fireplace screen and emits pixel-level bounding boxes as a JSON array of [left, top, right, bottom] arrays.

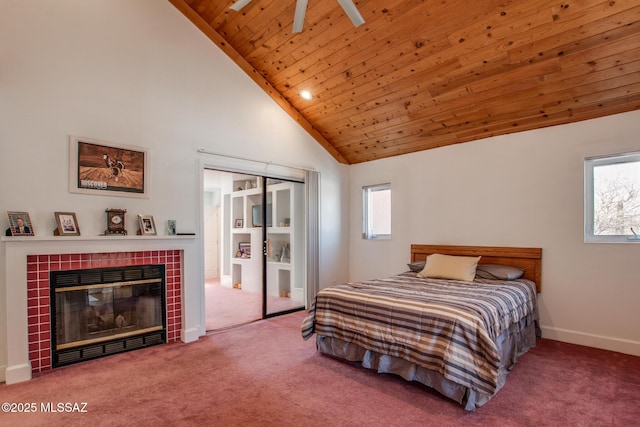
[[50, 265, 166, 367]]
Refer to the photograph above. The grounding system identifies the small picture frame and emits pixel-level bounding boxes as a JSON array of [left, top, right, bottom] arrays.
[[54, 212, 80, 236], [234, 218, 243, 228], [138, 214, 156, 235], [167, 219, 177, 235], [6, 211, 34, 236], [239, 242, 251, 258]]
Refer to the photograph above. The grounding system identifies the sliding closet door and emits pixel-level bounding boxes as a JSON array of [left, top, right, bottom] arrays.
[[264, 178, 306, 316]]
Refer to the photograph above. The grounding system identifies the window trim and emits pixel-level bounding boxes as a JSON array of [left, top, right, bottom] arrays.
[[585, 151, 640, 243], [362, 183, 391, 240]]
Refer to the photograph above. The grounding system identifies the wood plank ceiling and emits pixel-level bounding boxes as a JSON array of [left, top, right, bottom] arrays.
[[170, 0, 640, 164]]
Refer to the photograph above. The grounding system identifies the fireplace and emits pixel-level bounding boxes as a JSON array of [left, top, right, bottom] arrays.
[[50, 265, 166, 367], [2, 236, 196, 385]]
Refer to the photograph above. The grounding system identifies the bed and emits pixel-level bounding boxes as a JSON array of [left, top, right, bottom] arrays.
[[301, 244, 542, 411]]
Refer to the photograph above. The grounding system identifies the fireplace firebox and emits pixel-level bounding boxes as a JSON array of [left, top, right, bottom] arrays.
[[50, 264, 166, 367]]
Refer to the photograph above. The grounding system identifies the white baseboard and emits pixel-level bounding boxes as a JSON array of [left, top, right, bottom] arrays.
[[4, 362, 32, 385], [182, 326, 201, 343], [541, 325, 640, 356]]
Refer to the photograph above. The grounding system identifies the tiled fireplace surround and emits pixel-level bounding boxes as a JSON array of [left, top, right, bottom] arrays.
[[27, 250, 182, 373], [1, 236, 200, 384]]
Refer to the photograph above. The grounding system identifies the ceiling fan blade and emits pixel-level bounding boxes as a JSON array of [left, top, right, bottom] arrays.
[[336, 0, 365, 28], [292, 0, 308, 33], [229, 0, 254, 11]]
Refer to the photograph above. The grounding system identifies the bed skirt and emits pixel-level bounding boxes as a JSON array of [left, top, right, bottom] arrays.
[[316, 315, 539, 411]]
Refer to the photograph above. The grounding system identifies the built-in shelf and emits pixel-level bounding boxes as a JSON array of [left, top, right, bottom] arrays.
[[222, 178, 304, 302]]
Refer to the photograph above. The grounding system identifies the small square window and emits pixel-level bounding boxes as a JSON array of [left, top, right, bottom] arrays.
[[585, 151, 640, 242], [363, 183, 391, 240]]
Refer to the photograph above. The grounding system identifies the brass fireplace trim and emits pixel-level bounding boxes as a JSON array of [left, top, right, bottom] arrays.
[[54, 278, 162, 293], [56, 326, 163, 350]]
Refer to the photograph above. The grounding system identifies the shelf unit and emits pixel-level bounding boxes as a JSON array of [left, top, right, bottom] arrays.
[[222, 178, 304, 304]]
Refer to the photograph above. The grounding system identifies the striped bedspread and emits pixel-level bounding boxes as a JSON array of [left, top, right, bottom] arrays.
[[301, 272, 538, 395]]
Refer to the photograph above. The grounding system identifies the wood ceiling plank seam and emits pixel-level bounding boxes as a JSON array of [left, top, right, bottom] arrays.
[[315, 47, 639, 133], [438, 26, 640, 96], [465, 59, 562, 94], [458, 1, 633, 66], [556, 50, 640, 86], [335, 98, 640, 162], [462, 0, 611, 55], [168, 0, 348, 164], [248, 7, 398, 88], [215, 0, 284, 35], [299, 36, 454, 94], [282, 11, 484, 93], [453, 98, 637, 140], [448, 5, 556, 66], [297, 46, 466, 118], [262, 0, 433, 74], [506, 4, 640, 63], [238, 2, 370, 67], [226, 0, 296, 49], [447, 0, 557, 46], [542, 82, 640, 114], [558, 32, 640, 69], [380, 75, 640, 142], [267, 0, 463, 90], [301, 48, 511, 119], [269, 9, 402, 82], [512, 18, 640, 68], [197, 1, 230, 24], [324, 69, 637, 147], [341, 101, 630, 158], [296, 11, 576, 118]]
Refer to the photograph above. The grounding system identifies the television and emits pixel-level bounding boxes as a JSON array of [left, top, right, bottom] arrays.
[[252, 204, 272, 227]]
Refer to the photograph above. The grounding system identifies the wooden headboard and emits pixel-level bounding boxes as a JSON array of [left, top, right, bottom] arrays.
[[411, 244, 542, 293]]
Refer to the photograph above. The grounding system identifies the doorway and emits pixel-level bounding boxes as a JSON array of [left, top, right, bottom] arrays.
[[203, 169, 306, 331]]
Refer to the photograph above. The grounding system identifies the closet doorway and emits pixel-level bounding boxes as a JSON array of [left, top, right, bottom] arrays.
[[203, 168, 306, 331]]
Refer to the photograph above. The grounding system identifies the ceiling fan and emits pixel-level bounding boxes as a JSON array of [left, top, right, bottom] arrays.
[[229, 0, 365, 33]]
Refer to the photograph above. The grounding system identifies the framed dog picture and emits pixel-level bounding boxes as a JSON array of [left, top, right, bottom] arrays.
[[7, 211, 34, 236], [69, 135, 149, 198]]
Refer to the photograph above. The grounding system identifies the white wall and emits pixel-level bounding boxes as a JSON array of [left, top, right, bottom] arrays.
[[203, 190, 220, 280], [0, 0, 349, 380], [349, 110, 640, 356]]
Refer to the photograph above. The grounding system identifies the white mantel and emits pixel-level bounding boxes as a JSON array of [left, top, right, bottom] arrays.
[[0, 235, 204, 384]]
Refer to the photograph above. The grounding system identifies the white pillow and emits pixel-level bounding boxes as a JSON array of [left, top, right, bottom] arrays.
[[417, 254, 481, 282]]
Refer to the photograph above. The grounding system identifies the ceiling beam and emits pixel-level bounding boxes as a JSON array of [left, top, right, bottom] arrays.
[[168, 0, 349, 164]]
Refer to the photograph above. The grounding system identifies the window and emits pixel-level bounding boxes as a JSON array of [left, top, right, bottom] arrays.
[[363, 183, 391, 239], [585, 151, 640, 242]]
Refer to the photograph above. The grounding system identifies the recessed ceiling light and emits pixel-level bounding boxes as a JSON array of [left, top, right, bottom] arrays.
[[300, 90, 312, 100]]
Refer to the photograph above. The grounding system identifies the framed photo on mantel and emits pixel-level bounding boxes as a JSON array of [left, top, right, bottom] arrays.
[[6, 211, 35, 236], [54, 212, 80, 236]]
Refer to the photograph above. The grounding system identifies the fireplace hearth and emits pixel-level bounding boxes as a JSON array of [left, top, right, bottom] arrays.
[[50, 264, 166, 367]]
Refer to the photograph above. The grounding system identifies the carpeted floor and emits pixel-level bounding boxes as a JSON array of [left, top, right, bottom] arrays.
[[1, 311, 638, 426], [205, 279, 304, 331]]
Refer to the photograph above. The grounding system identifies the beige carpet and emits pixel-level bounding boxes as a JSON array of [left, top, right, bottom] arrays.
[[1, 311, 638, 426], [205, 279, 303, 331]]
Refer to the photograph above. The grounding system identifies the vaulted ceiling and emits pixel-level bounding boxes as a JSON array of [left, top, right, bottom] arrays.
[[170, 0, 640, 164]]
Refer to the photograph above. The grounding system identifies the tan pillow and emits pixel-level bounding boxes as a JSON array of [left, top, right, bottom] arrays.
[[417, 254, 481, 282]]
